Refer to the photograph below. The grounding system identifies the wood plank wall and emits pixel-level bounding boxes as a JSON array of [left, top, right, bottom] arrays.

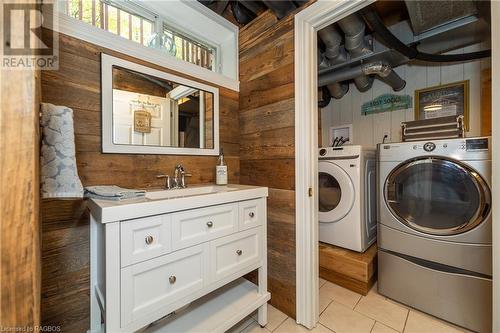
[[0, 25, 41, 330], [239, 10, 297, 318], [40, 30, 240, 332]]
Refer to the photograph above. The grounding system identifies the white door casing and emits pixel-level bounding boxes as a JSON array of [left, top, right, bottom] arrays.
[[491, 2, 500, 331], [296, 0, 499, 330], [294, 0, 376, 328]]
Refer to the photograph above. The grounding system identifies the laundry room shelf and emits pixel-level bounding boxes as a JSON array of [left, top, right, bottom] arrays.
[[145, 278, 271, 332]]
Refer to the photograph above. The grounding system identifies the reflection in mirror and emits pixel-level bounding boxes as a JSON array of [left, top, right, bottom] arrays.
[[112, 66, 214, 149]]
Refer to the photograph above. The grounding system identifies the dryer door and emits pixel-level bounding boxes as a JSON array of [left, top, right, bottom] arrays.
[[318, 161, 355, 223], [384, 157, 491, 236]]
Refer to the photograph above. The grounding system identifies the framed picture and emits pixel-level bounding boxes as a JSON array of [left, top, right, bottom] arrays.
[[133, 110, 152, 133], [414, 80, 469, 130]]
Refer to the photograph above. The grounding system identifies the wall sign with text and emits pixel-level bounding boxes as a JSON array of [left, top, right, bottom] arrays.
[[361, 94, 412, 115]]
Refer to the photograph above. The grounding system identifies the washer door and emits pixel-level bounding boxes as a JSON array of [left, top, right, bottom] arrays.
[[384, 157, 491, 236], [318, 161, 355, 223]]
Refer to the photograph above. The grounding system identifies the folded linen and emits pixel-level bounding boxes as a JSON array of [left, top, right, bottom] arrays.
[[84, 185, 146, 201]]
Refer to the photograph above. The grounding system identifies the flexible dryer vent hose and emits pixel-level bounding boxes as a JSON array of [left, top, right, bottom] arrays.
[[360, 6, 491, 62]]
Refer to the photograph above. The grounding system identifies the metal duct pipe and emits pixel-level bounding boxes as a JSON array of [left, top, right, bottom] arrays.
[[319, 66, 364, 87], [354, 76, 374, 92], [318, 25, 346, 64], [362, 62, 406, 91], [230, 2, 256, 25], [262, 1, 296, 19], [318, 24, 348, 99], [318, 86, 332, 108], [338, 13, 373, 92], [318, 62, 406, 92], [327, 83, 349, 99], [238, 0, 267, 15], [318, 52, 329, 70], [338, 14, 372, 58]]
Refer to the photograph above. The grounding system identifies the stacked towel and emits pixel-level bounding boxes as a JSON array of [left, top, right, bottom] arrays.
[[85, 185, 146, 201], [40, 103, 84, 198]]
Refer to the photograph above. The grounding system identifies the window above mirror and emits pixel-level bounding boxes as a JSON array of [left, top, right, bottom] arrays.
[[102, 54, 220, 155], [59, 0, 218, 72]]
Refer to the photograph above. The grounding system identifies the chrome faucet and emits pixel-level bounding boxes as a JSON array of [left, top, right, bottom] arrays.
[[173, 164, 192, 189]]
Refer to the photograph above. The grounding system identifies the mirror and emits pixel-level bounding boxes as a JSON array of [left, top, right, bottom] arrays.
[[101, 54, 219, 155]]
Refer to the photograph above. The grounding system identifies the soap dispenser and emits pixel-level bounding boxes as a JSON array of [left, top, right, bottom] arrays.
[[216, 148, 228, 185]]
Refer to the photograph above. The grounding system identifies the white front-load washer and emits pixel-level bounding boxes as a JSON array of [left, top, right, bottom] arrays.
[[318, 145, 376, 252]]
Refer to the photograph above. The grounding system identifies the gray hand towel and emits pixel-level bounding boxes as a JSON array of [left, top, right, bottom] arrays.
[[85, 185, 146, 201]]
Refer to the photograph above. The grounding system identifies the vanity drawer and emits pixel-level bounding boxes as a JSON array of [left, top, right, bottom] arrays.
[[239, 199, 264, 231], [120, 215, 172, 267], [172, 203, 238, 250], [121, 244, 209, 326], [210, 228, 262, 282]]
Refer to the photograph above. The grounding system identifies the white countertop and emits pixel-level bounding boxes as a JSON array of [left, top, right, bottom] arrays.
[[88, 184, 268, 223]]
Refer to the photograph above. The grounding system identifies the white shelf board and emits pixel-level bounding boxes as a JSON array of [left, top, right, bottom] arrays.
[[145, 278, 270, 333]]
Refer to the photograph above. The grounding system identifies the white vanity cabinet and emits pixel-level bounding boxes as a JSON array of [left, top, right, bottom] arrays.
[[88, 185, 270, 333]]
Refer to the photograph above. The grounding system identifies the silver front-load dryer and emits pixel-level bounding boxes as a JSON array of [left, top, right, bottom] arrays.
[[377, 137, 492, 333]]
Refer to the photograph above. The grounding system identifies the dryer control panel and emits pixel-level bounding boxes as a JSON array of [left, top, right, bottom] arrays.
[[466, 138, 489, 151], [378, 137, 491, 161]]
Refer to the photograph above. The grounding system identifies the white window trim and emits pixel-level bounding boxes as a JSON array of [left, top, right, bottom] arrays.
[[43, 1, 239, 91]]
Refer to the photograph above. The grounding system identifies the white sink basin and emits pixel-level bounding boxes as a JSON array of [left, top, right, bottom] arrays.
[[146, 185, 239, 200]]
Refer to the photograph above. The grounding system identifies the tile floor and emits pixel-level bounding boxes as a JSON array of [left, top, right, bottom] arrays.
[[229, 278, 471, 333]]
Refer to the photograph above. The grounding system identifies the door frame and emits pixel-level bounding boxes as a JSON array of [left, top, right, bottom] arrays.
[[294, 0, 499, 329], [294, 0, 374, 327]]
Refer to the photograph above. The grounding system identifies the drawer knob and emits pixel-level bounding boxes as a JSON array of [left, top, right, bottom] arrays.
[[236, 249, 243, 256], [249, 212, 255, 218], [206, 221, 213, 228], [169, 275, 177, 284], [145, 235, 154, 245]]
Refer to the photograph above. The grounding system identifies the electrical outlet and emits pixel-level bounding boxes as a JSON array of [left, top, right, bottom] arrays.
[[383, 131, 391, 143]]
